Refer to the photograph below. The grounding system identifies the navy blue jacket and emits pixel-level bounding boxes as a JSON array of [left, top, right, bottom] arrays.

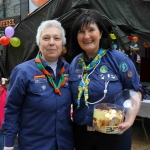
[[69, 50, 141, 126], [3, 57, 74, 150]]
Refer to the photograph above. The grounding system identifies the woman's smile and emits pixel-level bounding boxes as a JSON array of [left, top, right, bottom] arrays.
[[77, 23, 102, 58]]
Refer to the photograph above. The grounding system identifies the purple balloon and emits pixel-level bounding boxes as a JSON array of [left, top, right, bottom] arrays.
[[5, 26, 15, 38]]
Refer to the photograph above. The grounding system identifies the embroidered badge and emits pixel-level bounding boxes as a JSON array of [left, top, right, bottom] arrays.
[[34, 75, 46, 78], [107, 74, 110, 78], [65, 82, 68, 86], [119, 62, 128, 72], [41, 85, 46, 90], [126, 70, 133, 78], [110, 74, 116, 80], [34, 75, 47, 83], [100, 74, 105, 80], [100, 65, 108, 73], [76, 57, 82, 66], [75, 68, 83, 74], [78, 74, 82, 79], [64, 74, 69, 77], [64, 74, 69, 80], [100, 73, 118, 81]]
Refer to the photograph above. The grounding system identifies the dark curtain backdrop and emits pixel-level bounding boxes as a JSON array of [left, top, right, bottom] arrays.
[[1, 0, 150, 77]]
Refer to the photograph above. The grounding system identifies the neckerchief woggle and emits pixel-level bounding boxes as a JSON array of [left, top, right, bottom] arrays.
[[77, 48, 108, 108], [35, 52, 68, 95]]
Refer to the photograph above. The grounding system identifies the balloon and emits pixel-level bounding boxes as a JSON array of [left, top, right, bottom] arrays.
[[10, 37, 21, 47], [0, 36, 10, 46], [133, 36, 138, 42], [143, 42, 148, 48], [110, 33, 116, 40], [5, 26, 15, 38], [127, 36, 133, 41], [0, 38, 1, 44]]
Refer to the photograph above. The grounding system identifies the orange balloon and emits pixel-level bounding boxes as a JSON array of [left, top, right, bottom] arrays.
[[133, 36, 138, 42], [143, 42, 148, 48], [31, 0, 48, 7]]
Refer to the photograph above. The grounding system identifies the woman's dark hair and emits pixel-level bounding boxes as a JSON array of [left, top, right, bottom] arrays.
[[69, 9, 113, 57]]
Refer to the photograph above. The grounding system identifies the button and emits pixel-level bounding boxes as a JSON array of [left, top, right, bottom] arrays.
[[86, 116, 89, 118], [57, 110, 59, 113], [57, 122, 59, 124]]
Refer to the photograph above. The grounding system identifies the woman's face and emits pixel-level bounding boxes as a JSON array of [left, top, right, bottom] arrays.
[[77, 23, 102, 58], [39, 26, 63, 62]]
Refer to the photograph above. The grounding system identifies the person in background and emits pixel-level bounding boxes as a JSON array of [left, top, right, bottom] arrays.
[[69, 9, 142, 150], [0, 75, 8, 150], [2, 20, 74, 150], [118, 47, 125, 53], [126, 41, 140, 66]]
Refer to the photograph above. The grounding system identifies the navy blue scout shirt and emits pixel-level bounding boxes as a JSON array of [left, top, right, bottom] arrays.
[[69, 50, 141, 126], [3, 57, 74, 150]]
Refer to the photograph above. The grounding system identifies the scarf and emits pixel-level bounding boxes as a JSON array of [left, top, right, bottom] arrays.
[[77, 48, 107, 107], [35, 52, 68, 95]]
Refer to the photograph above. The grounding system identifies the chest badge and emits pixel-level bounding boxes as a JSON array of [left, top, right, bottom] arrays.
[[75, 68, 82, 74], [76, 57, 82, 66], [100, 65, 108, 73], [100, 74, 105, 80], [41, 85, 46, 90]]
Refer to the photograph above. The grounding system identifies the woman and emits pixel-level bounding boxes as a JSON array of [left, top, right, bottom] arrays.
[[69, 10, 142, 150], [3, 20, 74, 150]]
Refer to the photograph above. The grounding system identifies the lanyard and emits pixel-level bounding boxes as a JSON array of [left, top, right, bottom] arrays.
[[87, 81, 110, 105]]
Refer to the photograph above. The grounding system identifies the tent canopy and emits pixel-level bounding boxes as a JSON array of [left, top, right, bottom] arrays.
[[1, 0, 150, 77]]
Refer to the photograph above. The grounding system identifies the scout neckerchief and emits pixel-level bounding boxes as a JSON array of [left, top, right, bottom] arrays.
[[77, 48, 107, 108], [35, 52, 68, 95]]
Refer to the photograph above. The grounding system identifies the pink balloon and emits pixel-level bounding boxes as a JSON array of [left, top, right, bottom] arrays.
[[5, 26, 15, 38]]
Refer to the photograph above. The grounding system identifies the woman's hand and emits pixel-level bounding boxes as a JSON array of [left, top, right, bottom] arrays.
[[118, 121, 133, 135], [118, 91, 142, 135]]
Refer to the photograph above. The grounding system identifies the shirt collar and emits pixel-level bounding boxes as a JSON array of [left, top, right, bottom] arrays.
[[83, 51, 99, 63], [39, 55, 64, 68]]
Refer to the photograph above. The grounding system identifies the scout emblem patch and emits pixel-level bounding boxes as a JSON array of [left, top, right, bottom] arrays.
[[119, 62, 128, 72], [126, 70, 133, 78], [76, 57, 82, 66], [100, 65, 108, 73]]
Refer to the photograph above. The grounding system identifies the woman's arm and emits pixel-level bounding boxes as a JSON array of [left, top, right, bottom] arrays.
[[118, 91, 142, 134]]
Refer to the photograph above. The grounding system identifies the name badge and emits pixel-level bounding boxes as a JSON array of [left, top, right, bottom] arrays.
[[34, 75, 47, 83], [75, 68, 83, 74]]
